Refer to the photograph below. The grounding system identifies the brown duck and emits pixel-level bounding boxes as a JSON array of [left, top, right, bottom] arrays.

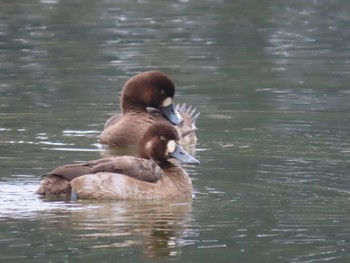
[[99, 71, 199, 147], [36, 122, 199, 200]]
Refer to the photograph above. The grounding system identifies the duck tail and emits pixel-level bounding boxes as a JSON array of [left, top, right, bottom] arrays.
[[175, 103, 200, 125]]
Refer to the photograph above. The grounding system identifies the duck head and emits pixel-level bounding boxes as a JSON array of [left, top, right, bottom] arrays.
[[139, 123, 199, 165], [121, 71, 182, 125]]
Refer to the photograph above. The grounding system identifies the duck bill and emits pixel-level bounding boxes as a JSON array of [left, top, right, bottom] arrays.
[[160, 104, 183, 125], [169, 144, 200, 165]]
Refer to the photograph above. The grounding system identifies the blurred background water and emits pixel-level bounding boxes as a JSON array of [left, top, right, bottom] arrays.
[[1, 0, 350, 262]]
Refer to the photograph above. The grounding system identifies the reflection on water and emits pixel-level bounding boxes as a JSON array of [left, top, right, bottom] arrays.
[[0, 180, 193, 260], [71, 201, 192, 258], [1, 0, 350, 262], [0, 180, 77, 219]]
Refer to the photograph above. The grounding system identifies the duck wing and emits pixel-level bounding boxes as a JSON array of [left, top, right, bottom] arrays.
[[43, 156, 162, 183], [41, 158, 115, 181], [36, 158, 114, 197], [37, 156, 162, 197], [91, 156, 162, 183]]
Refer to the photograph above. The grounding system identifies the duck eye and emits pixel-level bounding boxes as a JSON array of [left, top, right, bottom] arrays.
[[161, 89, 166, 95], [160, 135, 166, 141]]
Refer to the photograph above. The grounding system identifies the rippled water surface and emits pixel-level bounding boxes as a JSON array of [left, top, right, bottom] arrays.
[[1, 0, 350, 262]]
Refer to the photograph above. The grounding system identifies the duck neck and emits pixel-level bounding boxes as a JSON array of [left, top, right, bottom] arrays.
[[121, 100, 148, 114], [158, 160, 176, 169], [159, 161, 192, 197], [159, 161, 187, 178]]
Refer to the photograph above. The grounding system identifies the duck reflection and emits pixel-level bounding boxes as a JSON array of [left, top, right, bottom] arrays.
[[69, 200, 192, 258]]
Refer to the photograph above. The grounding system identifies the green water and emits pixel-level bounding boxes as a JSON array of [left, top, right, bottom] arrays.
[[1, 0, 350, 262]]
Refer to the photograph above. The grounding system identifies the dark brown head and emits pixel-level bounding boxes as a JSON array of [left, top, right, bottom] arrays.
[[138, 123, 199, 165], [121, 71, 182, 124]]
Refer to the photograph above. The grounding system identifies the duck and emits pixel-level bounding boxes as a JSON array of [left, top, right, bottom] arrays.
[[99, 71, 199, 147], [36, 122, 199, 200]]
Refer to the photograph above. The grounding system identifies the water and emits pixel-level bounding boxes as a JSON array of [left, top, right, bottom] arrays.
[[1, 0, 350, 262]]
